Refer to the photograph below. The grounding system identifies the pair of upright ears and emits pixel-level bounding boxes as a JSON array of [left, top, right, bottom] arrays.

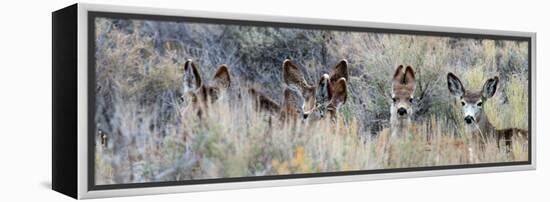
[[447, 73, 499, 99], [182, 59, 231, 91], [392, 65, 416, 91]]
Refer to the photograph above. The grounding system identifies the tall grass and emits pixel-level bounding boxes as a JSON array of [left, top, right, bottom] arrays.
[[96, 98, 527, 184], [94, 18, 530, 185]]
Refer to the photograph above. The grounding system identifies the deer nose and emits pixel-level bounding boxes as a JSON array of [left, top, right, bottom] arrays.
[[464, 116, 474, 124], [397, 108, 407, 116], [303, 113, 309, 119]]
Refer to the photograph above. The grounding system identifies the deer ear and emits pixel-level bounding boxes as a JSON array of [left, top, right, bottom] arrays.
[[283, 59, 309, 89], [212, 64, 231, 90], [329, 59, 349, 84], [183, 59, 202, 91], [404, 66, 416, 89], [447, 73, 465, 97], [482, 76, 499, 98], [393, 65, 405, 85], [330, 78, 347, 107]]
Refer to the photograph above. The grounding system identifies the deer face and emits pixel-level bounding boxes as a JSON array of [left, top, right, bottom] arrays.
[[205, 64, 231, 102], [283, 59, 317, 116], [447, 73, 498, 126], [391, 65, 415, 120], [180, 60, 231, 108], [281, 86, 307, 120], [283, 59, 348, 121], [305, 74, 348, 120], [309, 74, 331, 119]]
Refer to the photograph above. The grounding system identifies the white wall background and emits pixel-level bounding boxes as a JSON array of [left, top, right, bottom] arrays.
[[0, 0, 546, 201]]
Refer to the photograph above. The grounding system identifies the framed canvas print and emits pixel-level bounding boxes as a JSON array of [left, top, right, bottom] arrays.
[[52, 3, 536, 199]]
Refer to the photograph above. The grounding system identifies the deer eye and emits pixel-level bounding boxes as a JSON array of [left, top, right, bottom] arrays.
[[392, 97, 397, 103], [409, 98, 413, 103], [477, 102, 483, 106], [461, 101, 465, 106]]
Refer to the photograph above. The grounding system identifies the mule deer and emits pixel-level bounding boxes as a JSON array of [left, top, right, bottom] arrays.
[[282, 59, 348, 121], [181, 59, 231, 116], [446, 73, 528, 149], [96, 60, 231, 147], [390, 65, 416, 138]]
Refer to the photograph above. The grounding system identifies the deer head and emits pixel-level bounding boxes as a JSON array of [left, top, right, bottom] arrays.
[[280, 86, 307, 121], [180, 59, 231, 108], [391, 65, 416, 121], [447, 72, 498, 126], [283, 59, 348, 121], [283, 59, 316, 117]]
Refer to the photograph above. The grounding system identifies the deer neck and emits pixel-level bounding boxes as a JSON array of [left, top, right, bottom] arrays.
[[469, 110, 496, 138], [390, 114, 410, 137]]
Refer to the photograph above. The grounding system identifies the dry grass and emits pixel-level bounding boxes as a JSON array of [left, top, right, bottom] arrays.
[[95, 98, 527, 184], [93, 18, 529, 185]]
